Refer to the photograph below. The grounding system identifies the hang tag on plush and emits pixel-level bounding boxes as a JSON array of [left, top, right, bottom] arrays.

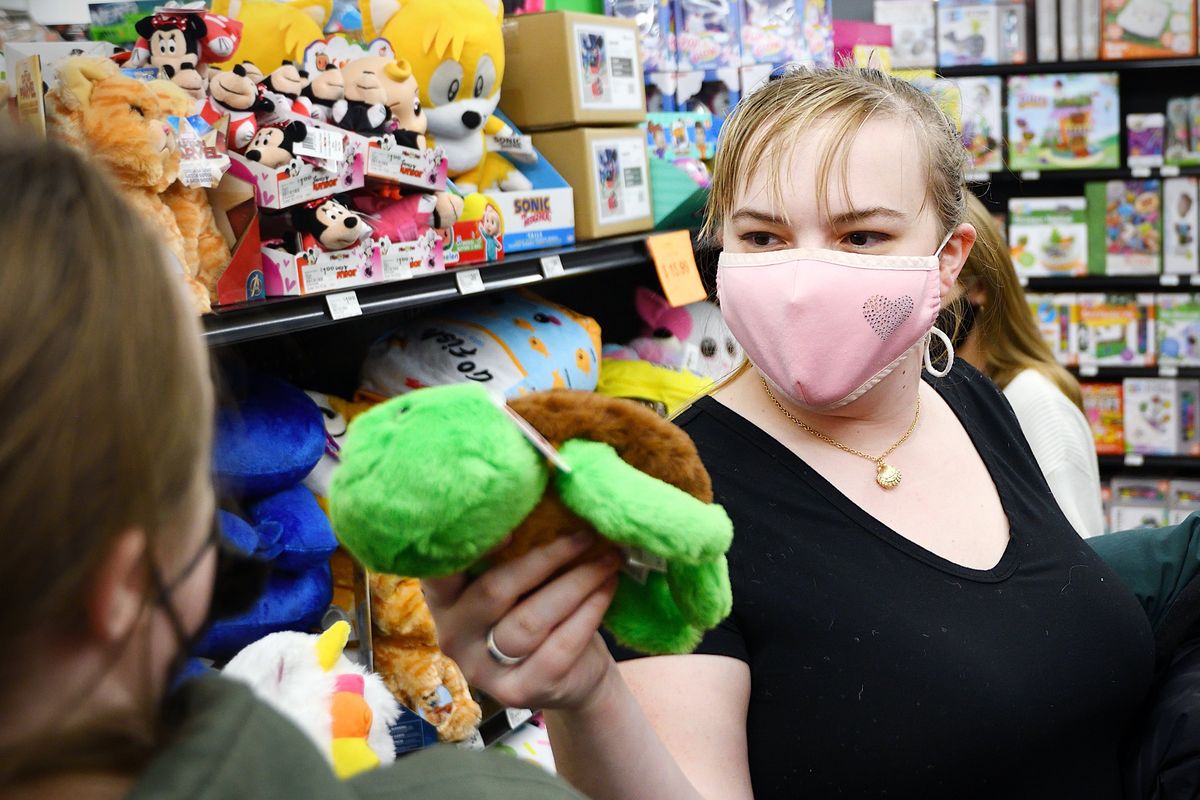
[[486, 132, 534, 158], [618, 546, 668, 584], [294, 127, 347, 165], [487, 393, 573, 474], [169, 115, 229, 187]]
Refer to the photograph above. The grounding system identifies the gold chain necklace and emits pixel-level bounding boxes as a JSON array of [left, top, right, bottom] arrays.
[[760, 377, 921, 490]]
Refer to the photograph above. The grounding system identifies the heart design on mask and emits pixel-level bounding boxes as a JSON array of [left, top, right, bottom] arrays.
[[863, 294, 915, 340]]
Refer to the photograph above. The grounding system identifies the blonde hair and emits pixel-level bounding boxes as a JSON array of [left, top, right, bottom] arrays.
[[958, 194, 1084, 410], [0, 132, 212, 780], [702, 66, 968, 242]]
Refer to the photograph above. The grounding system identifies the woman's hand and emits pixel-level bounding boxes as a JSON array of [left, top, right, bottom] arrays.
[[422, 531, 623, 712]]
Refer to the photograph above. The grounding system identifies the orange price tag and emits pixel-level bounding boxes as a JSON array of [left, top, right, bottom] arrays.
[[646, 230, 707, 307]]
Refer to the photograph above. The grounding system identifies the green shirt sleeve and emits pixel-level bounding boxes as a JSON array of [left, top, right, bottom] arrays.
[[348, 746, 587, 800], [1088, 512, 1200, 628]]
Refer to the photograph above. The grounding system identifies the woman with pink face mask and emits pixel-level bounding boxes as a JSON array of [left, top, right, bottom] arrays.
[[422, 68, 1200, 798]]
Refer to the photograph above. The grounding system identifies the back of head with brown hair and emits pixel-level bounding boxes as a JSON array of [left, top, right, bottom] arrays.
[[0, 130, 212, 776], [958, 193, 1084, 409]]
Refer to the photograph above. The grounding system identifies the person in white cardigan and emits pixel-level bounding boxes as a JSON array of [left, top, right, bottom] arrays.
[[951, 194, 1104, 538]]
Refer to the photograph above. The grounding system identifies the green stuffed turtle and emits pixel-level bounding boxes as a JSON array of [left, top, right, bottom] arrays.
[[328, 383, 734, 655]]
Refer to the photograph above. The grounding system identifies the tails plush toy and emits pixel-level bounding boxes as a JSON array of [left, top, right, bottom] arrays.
[[359, 0, 532, 193], [329, 384, 734, 655], [223, 621, 401, 779]]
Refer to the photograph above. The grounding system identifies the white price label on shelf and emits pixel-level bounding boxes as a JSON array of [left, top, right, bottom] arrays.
[[1124, 453, 1146, 467], [505, 708, 534, 729], [1163, 165, 1182, 177], [539, 254, 565, 277], [1188, 274, 1199, 285], [1161, 364, 1180, 377], [1080, 364, 1100, 377], [1162, 274, 1182, 286], [1131, 167, 1152, 178], [325, 291, 362, 320], [964, 171, 989, 184], [1018, 274, 1029, 287], [455, 268, 485, 295], [1020, 170, 1041, 181]]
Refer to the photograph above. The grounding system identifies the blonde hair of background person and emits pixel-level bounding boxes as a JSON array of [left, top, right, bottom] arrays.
[[952, 193, 1103, 537], [0, 134, 582, 800], [422, 66, 1154, 800], [953, 193, 1083, 408]]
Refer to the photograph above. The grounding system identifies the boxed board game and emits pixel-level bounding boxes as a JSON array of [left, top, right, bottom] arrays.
[[605, 0, 676, 73], [1026, 292, 1077, 365], [936, 0, 1028, 67], [1006, 73, 1120, 171], [1123, 377, 1200, 455], [675, 0, 742, 70], [1156, 293, 1200, 366], [1085, 179, 1162, 275], [1126, 113, 1165, 168], [1076, 293, 1156, 367], [873, 0, 936, 68], [1109, 477, 1171, 529], [644, 111, 716, 161], [1164, 177, 1200, 274], [1168, 479, 1200, 524], [1101, 0, 1196, 60], [1082, 382, 1125, 455], [956, 76, 1004, 173], [1008, 197, 1089, 277]]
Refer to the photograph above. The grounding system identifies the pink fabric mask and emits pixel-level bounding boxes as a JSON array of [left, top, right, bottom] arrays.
[[716, 236, 954, 411]]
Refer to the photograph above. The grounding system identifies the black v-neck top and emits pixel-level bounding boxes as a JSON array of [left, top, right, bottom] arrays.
[[610, 362, 1154, 798]]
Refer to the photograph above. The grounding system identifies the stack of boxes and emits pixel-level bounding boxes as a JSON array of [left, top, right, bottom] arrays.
[[502, 11, 654, 240]]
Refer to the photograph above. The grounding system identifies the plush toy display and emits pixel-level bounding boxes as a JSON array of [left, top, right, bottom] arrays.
[[329, 383, 735, 655], [210, 0, 329, 74], [370, 574, 482, 741], [161, 63, 208, 101], [350, 188, 462, 245], [334, 55, 425, 148], [200, 63, 276, 150], [605, 288, 744, 382], [330, 57, 391, 137], [130, 9, 243, 71], [292, 197, 372, 252], [360, 291, 601, 398], [223, 621, 401, 779], [260, 60, 311, 115], [245, 120, 308, 168], [301, 66, 345, 122], [45, 57, 216, 313], [361, 0, 531, 193]]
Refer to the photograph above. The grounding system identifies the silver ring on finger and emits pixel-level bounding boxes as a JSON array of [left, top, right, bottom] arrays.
[[486, 625, 527, 667]]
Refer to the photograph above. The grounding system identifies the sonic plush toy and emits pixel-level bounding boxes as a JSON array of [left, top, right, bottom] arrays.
[[329, 383, 734, 655]]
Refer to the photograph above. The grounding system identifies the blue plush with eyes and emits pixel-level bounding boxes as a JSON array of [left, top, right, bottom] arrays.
[[248, 484, 338, 571]]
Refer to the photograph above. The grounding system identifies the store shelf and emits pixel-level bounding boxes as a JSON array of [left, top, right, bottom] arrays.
[[1099, 454, 1200, 471], [939, 57, 1200, 78], [969, 165, 1200, 185], [1070, 365, 1200, 379], [202, 232, 661, 347], [1023, 275, 1197, 292]]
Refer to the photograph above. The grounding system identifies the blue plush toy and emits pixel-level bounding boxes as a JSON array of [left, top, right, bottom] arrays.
[[199, 374, 339, 662]]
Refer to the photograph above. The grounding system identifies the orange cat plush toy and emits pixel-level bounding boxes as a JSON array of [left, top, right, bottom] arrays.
[[45, 57, 223, 313]]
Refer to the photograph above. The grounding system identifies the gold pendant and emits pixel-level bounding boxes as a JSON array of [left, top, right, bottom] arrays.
[[875, 462, 902, 490]]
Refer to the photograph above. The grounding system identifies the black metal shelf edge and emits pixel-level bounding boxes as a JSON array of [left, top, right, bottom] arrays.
[[1069, 366, 1200, 379], [969, 166, 1200, 184], [1099, 454, 1200, 470], [939, 57, 1200, 78], [202, 232, 658, 346], [1023, 276, 1196, 291]]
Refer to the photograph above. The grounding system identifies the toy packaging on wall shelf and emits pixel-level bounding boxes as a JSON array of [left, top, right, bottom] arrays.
[[1026, 292, 1077, 365], [1109, 477, 1170, 529], [1127, 113, 1165, 169], [1008, 197, 1089, 277], [645, 72, 679, 112], [1034, 0, 1058, 61], [1122, 377, 1200, 455], [738, 0, 807, 66], [1085, 179, 1162, 276], [605, 0, 676, 72], [936, 0, 1028, 67], [1167, 479, 1200, 523], [1006, 73, 1120, 172], [1082, 382, 1125, 454], [675, 69, 740, 137], [1156, 293, 1200, 366], [1164, 97, 1199, 166], [1163, 177, 1200, 274], [674, 0, 741, 71], [1076, 293, 1155, 367], [532, 127, 653, 239], [502, 11, 647, 130], [956, 76, 1003, 174], [1101, 0, 1195, 60], [832, 20, 893, 70], [874, 0, 937, 68], [645, 111, 716, 160]]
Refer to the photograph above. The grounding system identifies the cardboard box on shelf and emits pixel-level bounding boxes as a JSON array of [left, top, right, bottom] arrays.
[[1110, 477, 1171, 529], [874, 0, 937, 68], [1006, 73, 1120, 172], [502, 11, 646, 130], [1156, 293, 1200, 366], [1082, 382, 1125, 455], [1076, 293, 1156, 367], [1163, 177, 1200, 274], [1101, 0, 1195, 60], [1008, 197, 1089, 278], [937, 0, 1027, 67], [532, 127, 653, 240], [227, 151, 364, 211], [260, 240, 383, 297], [1085, 179, 1162, 276], [1026, 292, 1077, 366], [1123, 377, 1200, 454]]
